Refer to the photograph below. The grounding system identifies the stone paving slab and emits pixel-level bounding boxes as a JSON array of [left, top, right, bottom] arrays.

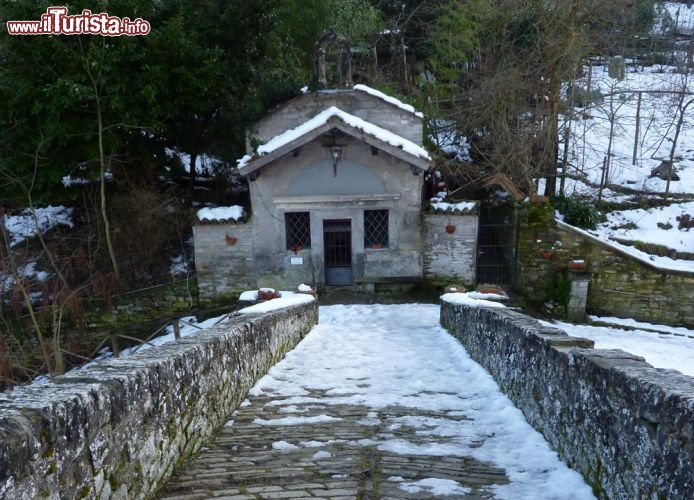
[[158, 391, 508, 499]]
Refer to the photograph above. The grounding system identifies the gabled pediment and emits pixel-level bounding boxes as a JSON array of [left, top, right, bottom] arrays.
[[237, 106, 431, 176]]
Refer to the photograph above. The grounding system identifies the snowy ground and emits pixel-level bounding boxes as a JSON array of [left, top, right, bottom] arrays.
[[563, 62, 694, 196], [545, 318, 694, 377], [3, 205, 73, 247], [244, 304, 594, 499]]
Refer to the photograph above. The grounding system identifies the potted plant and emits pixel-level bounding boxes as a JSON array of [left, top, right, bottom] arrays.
[[290, 243, 301, 255], [225, 235, 237, 246], [445, 219, 456, 234], [371, 243, 383, 249], [568, 259, 586, 270]]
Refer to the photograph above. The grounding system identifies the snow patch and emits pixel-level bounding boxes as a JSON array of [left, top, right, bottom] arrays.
[[4, 206, 73, 247], [353, 84, 424, 118], [549, 319, 694, 377], [272, 441, 299, 451], [394, 477, 472, 496], [252, 415, 342, 426]]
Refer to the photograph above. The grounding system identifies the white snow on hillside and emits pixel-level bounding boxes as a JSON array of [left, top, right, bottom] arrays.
[[249, 304, 595, 499], [3, 206, 73, 247], [546, 319, 694, 377], [592, 201, 694, 253], [165, 147, 224, 175], [562, 64, 694, 196], [429, 119, 472, 162], [654, 2, 694, 35]]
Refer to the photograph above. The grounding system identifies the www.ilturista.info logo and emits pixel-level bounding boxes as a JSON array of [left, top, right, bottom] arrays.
[[6, 6, 150, 36]]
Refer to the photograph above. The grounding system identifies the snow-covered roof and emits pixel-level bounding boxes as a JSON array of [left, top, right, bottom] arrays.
[[237, 106, 431, 174], [352, 84, 424, 118], [196, 205, 245, 223]]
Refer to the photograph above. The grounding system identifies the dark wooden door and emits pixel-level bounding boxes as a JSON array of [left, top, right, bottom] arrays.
[[323, 220, 352, 286]]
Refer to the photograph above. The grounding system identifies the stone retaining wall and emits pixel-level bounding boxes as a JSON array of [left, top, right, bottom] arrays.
[[81, 277, 200, 331], [441, 300, 694, 499], [0, 301, 318, 499], [516, 203, 694, 326]]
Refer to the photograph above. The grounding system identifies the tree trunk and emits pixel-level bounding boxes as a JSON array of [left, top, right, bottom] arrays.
[[632, 91, 641, 165], [189, 151, 198, 200]]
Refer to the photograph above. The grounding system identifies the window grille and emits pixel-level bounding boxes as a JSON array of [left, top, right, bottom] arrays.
[[285, 212, 311, 250], [364, 209, 389, 248]]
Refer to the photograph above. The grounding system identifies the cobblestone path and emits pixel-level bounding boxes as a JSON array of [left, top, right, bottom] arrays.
[[159, 304, 592, 500]]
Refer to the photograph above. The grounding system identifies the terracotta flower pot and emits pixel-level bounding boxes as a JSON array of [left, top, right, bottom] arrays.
[[371, 243, 383, 249], [541, 250, 555, 260], [445, 224, 456, 234], [225, 235, 237, 246], [290, 244, 302, 255], [568, 260, 586, 270]]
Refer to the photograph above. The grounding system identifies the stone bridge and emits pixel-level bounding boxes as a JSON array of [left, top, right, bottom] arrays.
[[1, 300, 692, 499]]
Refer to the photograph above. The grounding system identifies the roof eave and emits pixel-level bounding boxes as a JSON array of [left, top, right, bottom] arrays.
[[238, 118, 431, 176]]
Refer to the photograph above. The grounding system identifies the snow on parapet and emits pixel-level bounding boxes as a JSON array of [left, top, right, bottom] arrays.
[[353, 84, 424, 118], [196, 205, 245, 223], [557, 219, 694, 273], [238, 293, 315, 314], [238, 106, 431, 170], [440, 292, 506, 308], [430, 198, 478, 214]]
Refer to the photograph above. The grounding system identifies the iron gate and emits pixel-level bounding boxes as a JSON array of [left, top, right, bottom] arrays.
[[323, 219, 352, 286], [476, 203, 516, 285]]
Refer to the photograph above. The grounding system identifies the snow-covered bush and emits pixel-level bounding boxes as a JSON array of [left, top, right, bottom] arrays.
[[553, 195, 605, 230]]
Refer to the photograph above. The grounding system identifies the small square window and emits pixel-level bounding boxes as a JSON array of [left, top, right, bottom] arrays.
[[285, 212, 311, 250], [364, 209, 388, 248]]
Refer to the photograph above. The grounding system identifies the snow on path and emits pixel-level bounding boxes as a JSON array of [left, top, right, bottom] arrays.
[[548, 320, 694, 377], [251, 304, 594, 499]]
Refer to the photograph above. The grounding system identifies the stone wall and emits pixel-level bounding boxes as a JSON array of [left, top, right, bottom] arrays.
[[81, 277, 199, 331], [441, 300, 694, 499], [0, 301, 318, 499], [516, 203, 694, 326], [193, 221, 256, 299], [423, 214, 478, 285]]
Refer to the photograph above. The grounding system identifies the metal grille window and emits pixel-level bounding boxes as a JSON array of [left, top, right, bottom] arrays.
[[364, 209, 389, 248], [285, 212, 311, 250]]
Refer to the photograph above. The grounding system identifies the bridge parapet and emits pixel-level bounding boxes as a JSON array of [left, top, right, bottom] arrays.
[[441, 300, 694, 499], [0, 301, 318, 499]]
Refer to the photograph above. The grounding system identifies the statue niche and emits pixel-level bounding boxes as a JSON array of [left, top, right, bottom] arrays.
[[314, 30, 353, 89]]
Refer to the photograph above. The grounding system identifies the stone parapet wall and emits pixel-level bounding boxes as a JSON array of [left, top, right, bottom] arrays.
[[423, 214, 478, 285], [0, 301, 318, 499], [516, 203, 694, 326], [441, 301, 694, 499]]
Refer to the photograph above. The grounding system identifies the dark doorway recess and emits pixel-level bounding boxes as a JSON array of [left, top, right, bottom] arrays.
[[476, 202, 516, 285], [324, 219, 352, 286]]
